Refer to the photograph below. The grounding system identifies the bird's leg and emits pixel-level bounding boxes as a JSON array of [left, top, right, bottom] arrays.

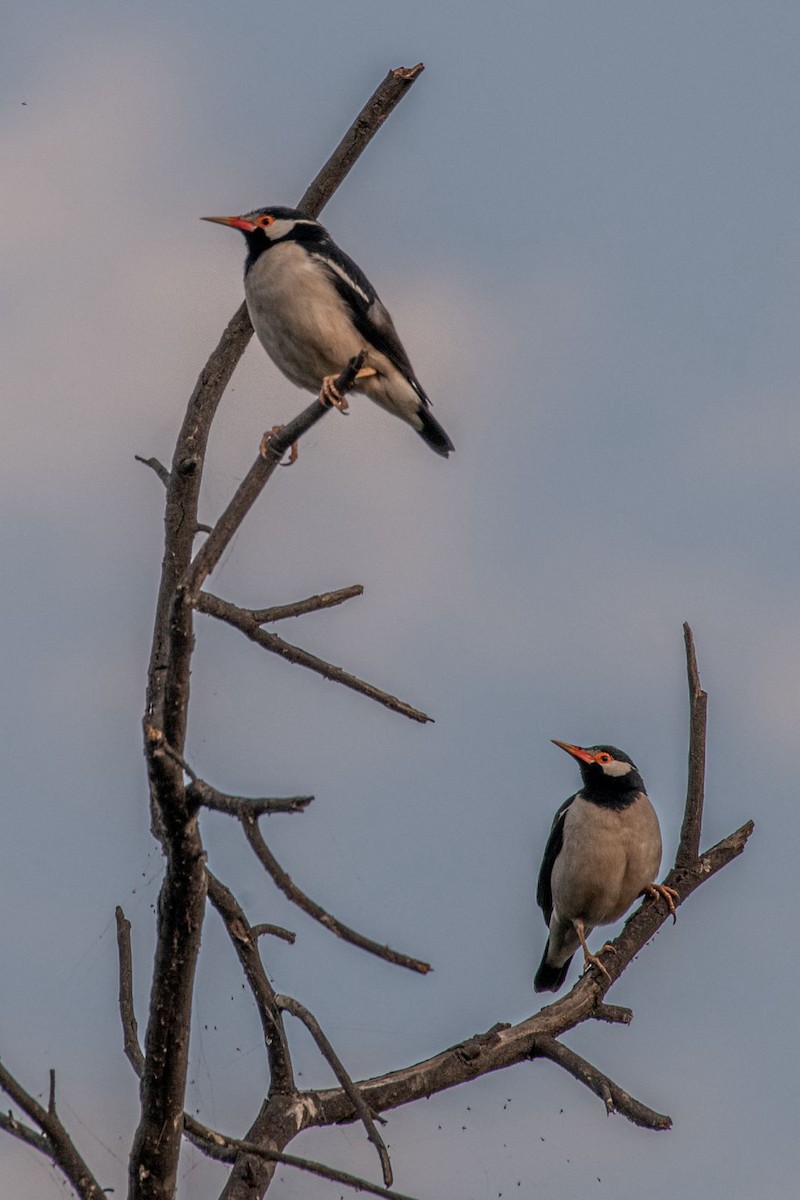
[[259, 426, 298, 465], [355, 366, 377, 380], [320, 375, 350, 413], [642, 883, 680, 924], [575, 919, 613, 982]]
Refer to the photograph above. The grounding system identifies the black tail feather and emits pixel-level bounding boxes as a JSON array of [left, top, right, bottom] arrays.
[[416, 406, 454, 458], [534, 952, 574, 994]]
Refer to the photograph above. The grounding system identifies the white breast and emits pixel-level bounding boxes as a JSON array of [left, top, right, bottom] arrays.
[[551, 794, 662, 927], [244, 243, 365, 391]]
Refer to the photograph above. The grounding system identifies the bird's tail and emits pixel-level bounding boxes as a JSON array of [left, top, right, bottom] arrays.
[[416, 406, 454, 458], [534, 951, 574, 994]]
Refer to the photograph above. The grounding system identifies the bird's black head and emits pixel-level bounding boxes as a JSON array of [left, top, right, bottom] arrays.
[[552, 740, 645, 805], [201, 206, 327, 269]]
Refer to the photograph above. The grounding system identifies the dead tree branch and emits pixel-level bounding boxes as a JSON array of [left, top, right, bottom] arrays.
[[134, 63, 424, 1197], [275, 993, 393, 1187], [677, 622, 708, 867], [0, 1059, 106, 1200], [242, 814, 433, 974], [531, 1035, 672, 1129], [196, 590, 432, 723], [188, 778, 314, 818], [115, 906, 145, 1076], [246, 584, 364, 624], [183, 353, 366, 601], [206, 872, 294, 1094]]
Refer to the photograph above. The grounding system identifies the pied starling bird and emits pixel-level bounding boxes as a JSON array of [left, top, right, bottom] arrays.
[[534, 741, 679, 993], [202, 207, 454, 457]]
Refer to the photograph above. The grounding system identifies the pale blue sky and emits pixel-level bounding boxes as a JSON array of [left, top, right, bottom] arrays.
[[2, 3, 798, 1197]]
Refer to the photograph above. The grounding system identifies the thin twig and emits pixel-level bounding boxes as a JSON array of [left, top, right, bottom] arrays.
[[242, 816, 432, 974], [251, 923, 297, 945], [298, 64, 424, 216], [276, 993, 393, 1186], [135, 454, 171, 487], [532, 1036, 672, 1130], [591, 1003, 633, 1026], [183, 355, 365, 600], [206, 872, 294, 1094], [0, 1110, 50, 1154], [676, 622, 708, 867], [207, 1131, 422, 1200], [187, 778, 314, 818], [115, 907, 145, 1075], [222, 584, 364, 626], [0, 1060, 106, 1200], [196, 591, 432, 724]]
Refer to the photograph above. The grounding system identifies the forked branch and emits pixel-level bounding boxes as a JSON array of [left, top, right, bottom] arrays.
[[0, 1059, 106, 1200]]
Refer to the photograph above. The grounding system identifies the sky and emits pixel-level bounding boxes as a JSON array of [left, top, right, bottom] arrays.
[[2, 1, 799, 1196]]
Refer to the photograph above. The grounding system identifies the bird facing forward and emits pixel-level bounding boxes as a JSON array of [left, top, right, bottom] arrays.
[[202, 207, 454, 457], [534, 741, 678, 993]]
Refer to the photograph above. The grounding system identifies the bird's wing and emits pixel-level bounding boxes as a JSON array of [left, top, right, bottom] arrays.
[[536, 794, 576, 925], [311, 243, 431, 407]]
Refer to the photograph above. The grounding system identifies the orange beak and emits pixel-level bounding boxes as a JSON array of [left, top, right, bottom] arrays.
[[551, 739, 596, 765], [201, 215, 257, 233]]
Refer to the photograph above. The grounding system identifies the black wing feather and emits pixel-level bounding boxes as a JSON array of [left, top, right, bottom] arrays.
[[313, 241, 431, 406], [536, 795, 576, 925]]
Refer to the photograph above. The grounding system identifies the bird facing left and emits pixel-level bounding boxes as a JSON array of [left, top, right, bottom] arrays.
[[202, 206, 454, 457], [534, 740, 679, 993]]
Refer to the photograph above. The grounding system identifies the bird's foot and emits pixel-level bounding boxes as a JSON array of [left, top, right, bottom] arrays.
[[581, 945, 614, 982], [642, 883, 680, 924], [320, 374, 350, 413], [355, 366, 377, 381], [260, 426, 298, 465]]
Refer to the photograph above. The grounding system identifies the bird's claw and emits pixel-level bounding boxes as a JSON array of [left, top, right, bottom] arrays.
[[582, 948, 613, 982], [260, 426, 298, 465], [643, 883, 680, 924], [320, 374, 350, 413]]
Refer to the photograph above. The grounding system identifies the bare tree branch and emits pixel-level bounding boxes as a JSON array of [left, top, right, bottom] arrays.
[[188, 778, 315, 818], [227, 584, 364, 626], [0, 1059, 106, 1200], [206, 872, 295, 1095], [0, 1109, 50, 1155], [242, 815, 433, 975], [531, 1035, 672, 1130], [298, 64, 424, 216], [114, 905, 250, 1166], [134, 64, 425, 1194], [591, 1003, 633, 1026], [183, 354, 366, 601], [677, 621, 708, 867], [275, 993, 393, 1187], [115, 906, 145, 1076], [196, 590, 432, 724], [218, 1131, 424, 1200], [135, 454, 171, 487], [251, 923, 297, 945]]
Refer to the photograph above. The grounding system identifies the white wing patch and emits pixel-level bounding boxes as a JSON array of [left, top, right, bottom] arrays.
[[311, 253, 371, 306]]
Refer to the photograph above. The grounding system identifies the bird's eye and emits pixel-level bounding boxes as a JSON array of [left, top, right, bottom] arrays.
[[596, 753, 612, 764], [258, 215, 275, 228]]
